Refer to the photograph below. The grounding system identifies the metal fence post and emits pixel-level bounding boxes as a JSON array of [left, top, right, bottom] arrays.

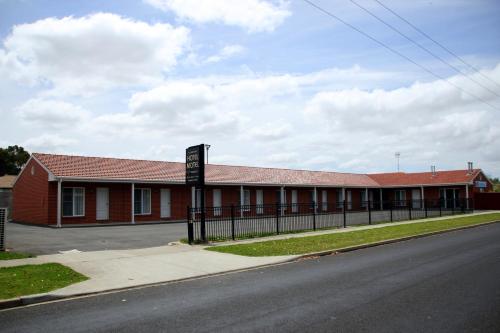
[[424, 199, 428, 218], [231, 204, 235, 240], [0, 208, 5, 252], [368, 200, 372, 225], [186, 205, 193, 245], [312, 201, 316, 231], [276, 203, 280, 235], [390, 201, 393, 222], [343, 200, 347, 228], [408, 199, 412, 220]]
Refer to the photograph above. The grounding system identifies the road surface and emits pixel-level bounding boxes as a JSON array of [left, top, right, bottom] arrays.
[[1, 223, 499, 332]]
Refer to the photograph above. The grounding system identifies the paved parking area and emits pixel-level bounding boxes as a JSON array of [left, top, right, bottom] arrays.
[[5, 222, 187, 255]]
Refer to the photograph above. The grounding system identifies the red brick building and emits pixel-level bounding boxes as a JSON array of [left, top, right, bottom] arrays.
[[12, 153, 493, 226]]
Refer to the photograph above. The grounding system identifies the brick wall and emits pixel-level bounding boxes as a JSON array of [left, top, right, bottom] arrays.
[[12, 159, 49, 225]]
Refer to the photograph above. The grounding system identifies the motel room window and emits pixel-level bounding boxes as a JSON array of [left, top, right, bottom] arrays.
[[238, 189, 251, 211], [360, 190, 367, 208], [336, 189, 343, 208], [322, 190, 328, 211], [62, 187, 85, 217], [134, 188, 151, 215], [394, 190, 406, 207]]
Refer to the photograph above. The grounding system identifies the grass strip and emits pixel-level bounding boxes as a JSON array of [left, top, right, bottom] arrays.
[[0, 252, 34, 260], [0, 263, 88, 300], [207, 213, 500, 257]]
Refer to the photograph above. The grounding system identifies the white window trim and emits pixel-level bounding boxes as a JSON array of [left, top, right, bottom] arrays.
[[240, 189, 251, 211], [134, 188, 152, 215], [62, 187, 85, 217]]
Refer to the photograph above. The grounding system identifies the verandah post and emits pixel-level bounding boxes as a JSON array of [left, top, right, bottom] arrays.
[[231, 204, 235, 241]]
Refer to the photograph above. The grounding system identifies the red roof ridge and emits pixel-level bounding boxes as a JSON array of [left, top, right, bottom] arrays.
[[33, 152, 184, 166]]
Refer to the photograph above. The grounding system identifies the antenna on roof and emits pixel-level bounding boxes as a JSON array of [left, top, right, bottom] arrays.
[[395, 152, 401, 172]]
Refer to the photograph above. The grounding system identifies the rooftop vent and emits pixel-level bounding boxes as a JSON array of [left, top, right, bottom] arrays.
[[431, 165, 436, 176]]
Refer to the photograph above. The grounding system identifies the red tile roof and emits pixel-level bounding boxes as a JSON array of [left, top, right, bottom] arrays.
[[31, 153, 480, 188], [367, 170, 480, 186], [32, 153, 378, 187]]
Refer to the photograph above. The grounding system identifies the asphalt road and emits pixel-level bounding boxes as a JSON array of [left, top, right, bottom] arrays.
[[1, 223, 499, 332], [5, 222, 187, 254]]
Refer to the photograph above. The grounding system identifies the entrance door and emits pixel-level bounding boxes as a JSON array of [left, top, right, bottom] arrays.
[[412, 189, 421, 209], [96, 188, 109, 220], [160, 189, 171, 218]]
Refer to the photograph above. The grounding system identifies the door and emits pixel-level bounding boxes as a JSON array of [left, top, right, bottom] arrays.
[[96, 188, 109, 220], [161, 189, 171, 218], [213, 189, 221, 216], [256, 189, 263, 214], [412, 189, 421, 209]]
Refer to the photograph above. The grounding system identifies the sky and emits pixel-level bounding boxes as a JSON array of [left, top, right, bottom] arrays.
[[0, 0, 499, 176]]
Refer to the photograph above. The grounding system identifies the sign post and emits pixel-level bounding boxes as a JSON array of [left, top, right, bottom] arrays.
[[186, 144, 206, 242]]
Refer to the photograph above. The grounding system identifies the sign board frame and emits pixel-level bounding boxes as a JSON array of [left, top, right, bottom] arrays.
[[186, 144, 205, 187]]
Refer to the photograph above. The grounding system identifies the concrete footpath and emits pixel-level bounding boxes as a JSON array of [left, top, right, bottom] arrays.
[[0, 211, 497, 308]]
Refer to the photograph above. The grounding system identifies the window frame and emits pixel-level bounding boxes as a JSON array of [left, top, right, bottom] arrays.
[[62, 187, 85, 217], [321, 190, 328, 211], [134, 188, 152, 215], [394, 189, 406, 207]]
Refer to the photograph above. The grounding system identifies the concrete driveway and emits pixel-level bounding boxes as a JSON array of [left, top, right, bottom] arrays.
[[5, 222, 187, 255]]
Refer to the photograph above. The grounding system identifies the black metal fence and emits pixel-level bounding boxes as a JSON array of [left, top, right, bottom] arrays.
[[186, 198, 473, 244], [0, 208, 6, 251]]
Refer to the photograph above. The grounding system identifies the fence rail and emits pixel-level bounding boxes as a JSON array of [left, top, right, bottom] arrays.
[[186, 199, 473, 244]]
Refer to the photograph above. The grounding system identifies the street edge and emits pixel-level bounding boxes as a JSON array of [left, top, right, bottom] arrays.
[[1, 219, 498, 311]]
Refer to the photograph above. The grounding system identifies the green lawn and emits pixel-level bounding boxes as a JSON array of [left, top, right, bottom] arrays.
[[207, 213, 500, 257], [0, 252, 33, 260], [0, 263, 88, 300]]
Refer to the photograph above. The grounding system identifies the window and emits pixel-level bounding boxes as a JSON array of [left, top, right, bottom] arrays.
[[336, 189, 343, 208], [275, 189, 286, 209], [292, 190, 298, 213], [134, 188, 151, 215], [239, 189, 251, 211], [394, 190, 406, 207], [360, 190, 367, 208], [322, 190, 328, 211], [62, 187, 85, 217]]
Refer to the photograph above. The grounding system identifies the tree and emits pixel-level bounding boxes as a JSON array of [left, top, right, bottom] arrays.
[[0, 146, 30, 175]]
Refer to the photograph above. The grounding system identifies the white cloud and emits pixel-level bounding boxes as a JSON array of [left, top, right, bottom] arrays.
[[17, 98, 89, 128], [0, 13, 190, 95], [248, 122, 292, 141], [303, 64, 500, 173], [144, 0, 291, 32], [205, 45, 245, 64], [23, 134, 77, 152]]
